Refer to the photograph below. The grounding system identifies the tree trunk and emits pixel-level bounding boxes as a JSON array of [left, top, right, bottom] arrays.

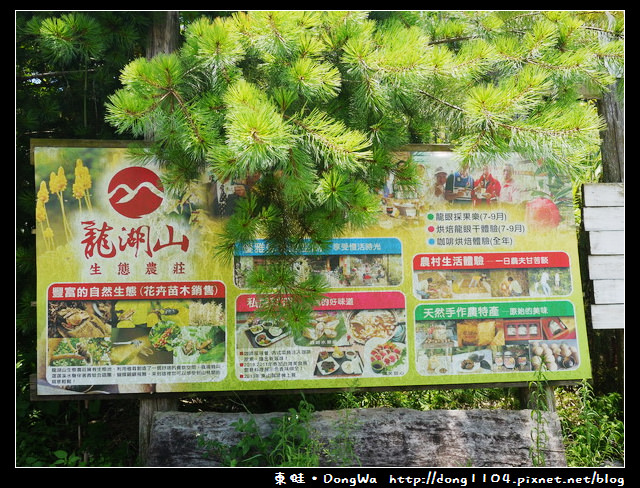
[[146, 11, 181, 59], [146, 409, 568, 467], [591, 79, 624, 395], [598, 80, 624, 183], [138, 10, 181, 465], [139, 397, 179, 464]]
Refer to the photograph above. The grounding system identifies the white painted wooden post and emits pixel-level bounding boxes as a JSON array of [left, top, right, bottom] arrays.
[[583, 183, 624, 329]]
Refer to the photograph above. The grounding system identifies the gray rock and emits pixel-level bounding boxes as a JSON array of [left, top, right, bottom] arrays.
[[146, 408, 566, 467]]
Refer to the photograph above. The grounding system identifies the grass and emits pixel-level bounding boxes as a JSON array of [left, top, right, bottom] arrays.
[[556, 382, 624, 467]]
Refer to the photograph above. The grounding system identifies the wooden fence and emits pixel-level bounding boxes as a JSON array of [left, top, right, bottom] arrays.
[[583, 183, 625, 330]]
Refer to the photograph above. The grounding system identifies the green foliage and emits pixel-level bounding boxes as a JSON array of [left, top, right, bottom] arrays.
[[195, 385, 625, 468], [16, 394, 140, 467], [198, 398, 324, 467], [103, 10, 623, 327], [558, 381, 624, 467], [528, 364, 551, 467], [16, 11, 151, 469], [51, 450, 87, 467], [31, 13, 106, 65], [336, 387, 519, 411], [198, 396, 363, 467]]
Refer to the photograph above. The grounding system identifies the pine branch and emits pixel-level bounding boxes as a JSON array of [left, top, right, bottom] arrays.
[[100, 10, 622, 328], [17, 69, 98, 81], [289, 109, 372, 172], [417, 88, 465, 113]]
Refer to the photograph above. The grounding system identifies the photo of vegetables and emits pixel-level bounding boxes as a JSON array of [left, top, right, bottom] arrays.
[[48, 337, 111, 367], [47, 298, 226, 367]]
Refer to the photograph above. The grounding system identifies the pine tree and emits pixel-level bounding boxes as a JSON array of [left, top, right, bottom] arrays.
[[104, 10, 623, 328]]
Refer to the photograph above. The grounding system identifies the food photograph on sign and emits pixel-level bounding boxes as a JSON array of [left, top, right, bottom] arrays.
[[414, 299, 580, 380], [415, 317, 580, 377], [235, 292, 408, 382], [33, 142, 591, 396]]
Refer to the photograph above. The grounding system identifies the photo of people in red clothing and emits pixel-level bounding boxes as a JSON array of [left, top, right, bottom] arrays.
[[472, 165, 502, 206]]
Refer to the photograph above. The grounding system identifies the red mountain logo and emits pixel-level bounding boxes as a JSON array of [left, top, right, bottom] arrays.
[[108, 167, 164, 219]]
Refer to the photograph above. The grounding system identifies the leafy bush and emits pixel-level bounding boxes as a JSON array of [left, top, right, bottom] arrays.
[[197, 398, 322, 467], [557, 381, 624, 467]]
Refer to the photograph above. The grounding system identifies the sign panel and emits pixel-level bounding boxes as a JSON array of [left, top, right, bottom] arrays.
[[33, 141, 590, 396]]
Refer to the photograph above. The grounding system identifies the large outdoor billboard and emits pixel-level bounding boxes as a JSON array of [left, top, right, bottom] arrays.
[[33, 140, 590, 396]]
